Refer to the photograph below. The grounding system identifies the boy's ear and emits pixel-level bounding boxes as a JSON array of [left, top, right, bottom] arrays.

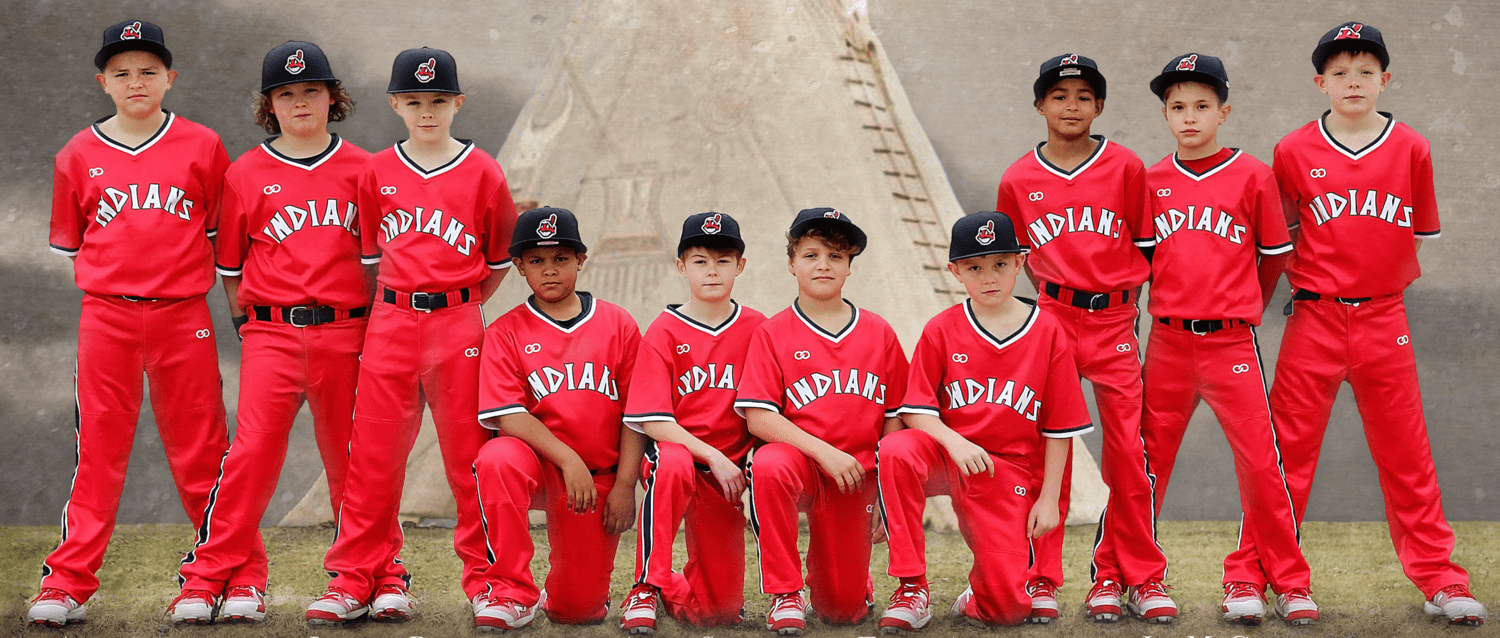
[[676, 257, 688, 278], [735, 256, 747, 275], [389, 95, 401, 111], [453, 94, 465, 111], [1313, 73, 1327, 94], [946, 261, 962, 280], [1219, 102, 1232, 123], [165, 69, 177, 90], [96, 73, 107, 92], [575, 252, 587, 271]]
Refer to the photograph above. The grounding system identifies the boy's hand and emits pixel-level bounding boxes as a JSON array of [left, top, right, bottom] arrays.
[[939, 436, 995, 477], [815, 448, 865, 494], [1027, 497, 1060, 539], [870, 511, 887, 544], [601, 480, 637, 535], [706, 450, 746, 502], [561, 459, 598, 514]]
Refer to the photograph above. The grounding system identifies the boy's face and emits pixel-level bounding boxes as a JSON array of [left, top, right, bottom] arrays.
[[388, 92, 464, 143], [1162, 82, 1230, 154], [677, 246, 746, 304], [270, 81, 334, 137], [1315, 51, 1389, 117], [946, 253, 1025, 308], [96, 50, 175, 119], [516, 246, 585, 304], [1036, 78, 1102, 139], [787, 235, 852, 302]]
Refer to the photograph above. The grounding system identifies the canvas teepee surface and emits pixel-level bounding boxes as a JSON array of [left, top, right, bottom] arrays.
[[280, 0, 1109, 528]]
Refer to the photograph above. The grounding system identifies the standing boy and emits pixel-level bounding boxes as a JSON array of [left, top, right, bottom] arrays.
[[995, 54, 1172, 622], [1229, 22, 1487, 626], [619, 212, 767, 633], [471, 206, 644, 632], [31, 19, 231, 628], [877, 213, 1091, 631], [1139, 53, 1317, 626], [735, 207, 909, 635]]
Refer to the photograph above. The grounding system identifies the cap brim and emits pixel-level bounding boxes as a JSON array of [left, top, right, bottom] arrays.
[[789, 218, 868, 252], [263, 74, 339, 93], [95, 42, 172, 70], [508, 238, 587, 259], [949, 246, 1029, 262], [1149, 71, 1228, 100], [386, 87, 463, 94], [1312, 40, 1390, 71], [677, 235, 746, 255]]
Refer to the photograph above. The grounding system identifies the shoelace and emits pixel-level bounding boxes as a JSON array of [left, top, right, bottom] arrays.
[[1094, 580, 1124, 597], [1224, 582, 1261, 600], [1135, 582, 1171, 598], [1281, 587, 1313, 601], [34, 588, 73, 604], [320, 587, 358, 603], [625, 590, 655, 610], [1028, 580, 1057, 597], [772, 594, 804, 613], [890, 584, 926, 604], [172, 589, 216, 605], [1436, 584, 1472, 600], [226, 585, 259, 599]]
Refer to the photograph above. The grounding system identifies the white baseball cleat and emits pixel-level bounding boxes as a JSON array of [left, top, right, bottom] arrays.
[[1221, 581, 1266, 625], [371, 583, 413, 622], [767, 590, 809, 635], [221, 585, 266, 623], [1424, 584, 1487, 626], [620, 584, 660, 635], [1026, 578, 1059, 624], [167, 589, 217, 626], [27, 588, 86, 627], [1084, 579, 1123, 622], [305, 586, 368, 625], [1274, 588, 1320, 626], [877, 583, 931, 634], [948, 586, 973, 619], [1127, 580, 1178, 624]]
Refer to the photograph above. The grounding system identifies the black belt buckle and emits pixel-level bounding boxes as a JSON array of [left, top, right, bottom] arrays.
[[121, 295, 158, 303], [286, 306, 316, 328], [1087, 293, 1109, 311], [1186, 319, 1216, 334], [410, 292, 438, 312]]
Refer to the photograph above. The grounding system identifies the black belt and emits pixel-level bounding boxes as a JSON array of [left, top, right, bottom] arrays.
[[591, 464, 619, 476], [119, 295, 161, 302], [380, 286, 473, 312], [251, 305, 369, 327], [1292, 290, 1372, 305], [1042, 282, 1136, 311], [1157, 317, 1243, 334]]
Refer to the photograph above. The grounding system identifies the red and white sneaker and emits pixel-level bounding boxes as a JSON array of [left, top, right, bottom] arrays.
[[1026, 579, 1059, 624], [168, 589, 217, 626], [1274, 588, 1320, 626], [306, 586, 368, 625], [767, 591, 809, 635], [221, 585, 266, 623], [621, 584, 659, 634], [371, 583, 413, 622], [27, 588, 86, 627], [1127, 580, 1177, 624], [1084, 579, 1123, 622], [1221, 581, 1265, 625], [1424, 584, 1486, 626], [474, 591, 540, 633], [948, 586, 973, 620], [877, 583, 931, 634]]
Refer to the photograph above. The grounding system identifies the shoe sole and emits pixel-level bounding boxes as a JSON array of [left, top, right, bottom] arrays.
[[1025, 615, 1053, 625], [30, 619, 83, 628], [1224, 613, 1264, 625], [769, 626, 805, 636], [373, 610, 412, 623], [623, 623, 656, 635], [1086, 607, 1120, 623]]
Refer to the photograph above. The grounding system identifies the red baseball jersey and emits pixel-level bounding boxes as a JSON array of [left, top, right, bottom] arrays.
[[356, 142, 517, 292], [478, 293, 642, 471], [899, 299, 1092, 459], [1273, 114, 1440, 298], [50, 112, 230, 298], [1146, 150, 1293, 324], [623, 303, 768, 463], [215, 136, 373, 310], [733, 302, 909, 470], [996, 137, 1155, 292]]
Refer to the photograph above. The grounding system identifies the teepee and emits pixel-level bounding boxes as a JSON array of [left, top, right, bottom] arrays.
[[281, 0, 1109, 528]]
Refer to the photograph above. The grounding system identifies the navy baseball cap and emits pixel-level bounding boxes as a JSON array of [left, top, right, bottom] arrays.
[[950, 212, 1026, 262], [95, 19, 171, 70], [788, 207, 868, 253], [388, 47, 461, 94], [1312, 21, 1389, 72], [678, 212, 746, 255], [510, 207, 587, 258], [261, 41, 337, 93], [1150, 53, 1230, 102], [1034, 53, 1106, 101]]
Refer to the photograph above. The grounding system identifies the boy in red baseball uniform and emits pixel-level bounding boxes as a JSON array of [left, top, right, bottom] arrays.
[[1230, 22, 1487, 626], [995, 53, 1172, 623], [168, 41, 370, 626], [877, 212, 1090, 632], [30, 19, 231, 628], [736, 207, 909, 635], [470, 206, 644, 632], [306, 47, 517, 625], [619, 212, 766, 633], [1139, 53, 1317, 626]]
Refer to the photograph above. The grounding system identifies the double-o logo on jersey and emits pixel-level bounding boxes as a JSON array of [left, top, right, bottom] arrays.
[[1232, 363, 1250, 374], [1014, 486, 1027, 496], [415, 58, 438, 83], [951, 353, 969, 363], [1116, 343, 1132, 353], [536, 213, 559, 239], [285, 49, 307, 74], [464, 347, 480, 358], [1156, 188, 1171, 197], [263, 184, 282, 195], [1309, 168, 1327, 179], [524, 342, 542, 354], [1028, 191, 1044, 202], [195, 328, 211, 339], [380, 186, 398, 195], [975, 221, 996, 246], [701, 214, 722, 234], [676, 343, 691, 354], [1397, 335, 1410, 346], [793, 350, 811, 360], [88, 167, 104, 179]]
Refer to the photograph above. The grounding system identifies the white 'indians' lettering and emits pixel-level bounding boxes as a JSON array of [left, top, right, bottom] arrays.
[[260, 199, 360, 244], [675, 363, 737, 397], [380, 206, 477, 255], [1307, 189, 1412, 228], [943, 376, 1042, 422], [1152, 205, 1247, 245], [1025, 206, 1121, 248], [781, 367, 887, 411], [93, 183, 193, 227], [526, 362, 619, 401]]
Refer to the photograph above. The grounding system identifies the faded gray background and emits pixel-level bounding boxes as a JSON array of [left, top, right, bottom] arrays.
[[1, 0, 1495, 526]]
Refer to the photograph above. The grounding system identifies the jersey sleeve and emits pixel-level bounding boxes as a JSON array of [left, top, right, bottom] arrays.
[[356, 167, 383, 265], [1410, 140, 1441, 239], [1271, 141, 1303, 231], [1123, 157, 1156, 247], [202, 138, 231, 237], [897, 326, 945, 417], [622, 335, 677, 432], [1040, 326, 1093, 438], [996, 178, 1030, 250], [48, 151, 84, 256], [214, 176, 250, 276], [733, 327, 784, 416], [612, 312, 642, 408], [483, 167, 518, 270], [478, 322, 529, 427], [1250, 168, 1293, 255], [881, 326, 910, 419]]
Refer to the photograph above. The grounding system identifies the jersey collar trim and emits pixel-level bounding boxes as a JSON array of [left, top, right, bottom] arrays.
[[90, 110, 173, 156], [665, 302, 742, 336], [260, 135, 343, 171], [1031, 135, 1108, 180], [395, 139, 475, 178], [1171, 148, 1242, 181], [793, 298, 859, 343], [963, 297, 1038, 351], [1317, 111, 1395, 160], [525, 291, 596, 333]]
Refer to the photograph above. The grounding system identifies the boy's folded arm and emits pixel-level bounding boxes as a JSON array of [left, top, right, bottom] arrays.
[[641, 419, 722, 465], [900, 411, 993, 477]]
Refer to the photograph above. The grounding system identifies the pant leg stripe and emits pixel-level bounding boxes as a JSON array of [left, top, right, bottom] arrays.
[[472, 464, 497, 565], [1250, 325, 1300, 545], [637, 440, 659, 585]]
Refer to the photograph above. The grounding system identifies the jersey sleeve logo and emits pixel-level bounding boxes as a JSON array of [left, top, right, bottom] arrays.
[[951, 353, 969, 363], [701, 213, 722, 234], [121, 21, 142, 39], [536, 213, 558, 238], [263, 184, 282, 195], [285, 49, 306, 74], [1061, 53, 1077, 65], [380, 186, 398, 195], [524, 342, 542, 354], [1336, 23, 1363, 39], [1176, 54, 1198, 71], [1028, 191, 1044, 202], [1309, 168, 1326, 179], [975, 221, 996, 246], [415, 58, 437, 83], [675, 343, 690, 354], [1156, 188, 1171, 197], [88, 167, 104, 179], [793, 350, 811, 360]]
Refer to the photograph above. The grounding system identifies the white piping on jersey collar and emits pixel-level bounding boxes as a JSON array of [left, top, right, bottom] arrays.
[[1317, 111, 1395, 161], [525, 292, 596, 333], [259, 135, 344, 171], [90, 110, 173, 156], [963, 297, 1038, 351], [792, 298, 859, 343], [1171, 149, 1243, 182], [665, 301, 742, 336], [395, 139, 475, 178], [1031, 135, 1108, 181]]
